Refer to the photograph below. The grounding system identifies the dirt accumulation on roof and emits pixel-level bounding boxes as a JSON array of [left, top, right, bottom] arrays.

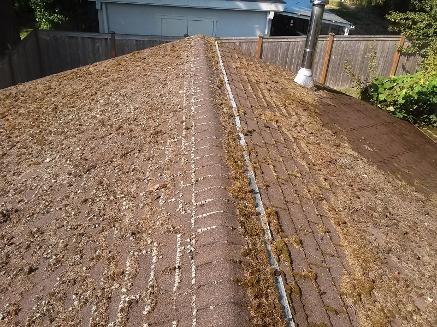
[[1, 36, 436, 327], [219, 43, 437, 326], [0, 36, 287, 327]]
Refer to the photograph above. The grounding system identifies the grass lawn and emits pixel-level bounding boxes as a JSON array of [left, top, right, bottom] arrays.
[[327, 0, 397, 35]]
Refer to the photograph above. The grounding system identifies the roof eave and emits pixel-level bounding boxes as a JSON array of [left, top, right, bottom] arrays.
[[93, 0, 286, 12], [279, 11, 354, 28]]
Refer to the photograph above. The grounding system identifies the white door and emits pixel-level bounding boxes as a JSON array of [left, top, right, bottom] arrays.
[[161, 17, 187, 37], [188, 19, 214, 36]]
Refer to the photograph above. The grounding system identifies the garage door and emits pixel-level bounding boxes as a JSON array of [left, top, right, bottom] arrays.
[[161, 17, 187, 37], [161, 17, 215, 37], [188, 19, 214, 36]]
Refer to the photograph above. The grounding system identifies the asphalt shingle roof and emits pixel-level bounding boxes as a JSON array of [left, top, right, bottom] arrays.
[[1, 36, 436, 326]]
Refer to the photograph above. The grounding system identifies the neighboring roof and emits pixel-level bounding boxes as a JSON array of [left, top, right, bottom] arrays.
[[282, 0, 354, 28], [93, 0, 286, 12]]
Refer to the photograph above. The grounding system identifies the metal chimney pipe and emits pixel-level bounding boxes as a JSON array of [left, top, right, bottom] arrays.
[[294, 0, 328, 88]]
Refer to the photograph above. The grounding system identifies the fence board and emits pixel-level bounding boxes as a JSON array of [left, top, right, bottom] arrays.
[[313, 39, 326, 82], [10, 32, 40, 84], [39, 31, 114, 75], [397, 42, 421, 75], [0, 56, 13, 89], [0, 32, 40, 89]]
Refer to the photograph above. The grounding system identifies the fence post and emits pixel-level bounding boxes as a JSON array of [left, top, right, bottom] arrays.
[[110, 32, 117, 58], [319, 33, 334, 85], [255, 34, 264, 59], [390, 35, 405, 77]]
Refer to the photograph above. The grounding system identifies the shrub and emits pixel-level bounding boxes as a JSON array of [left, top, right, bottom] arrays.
[[362, 72, 437, 126]]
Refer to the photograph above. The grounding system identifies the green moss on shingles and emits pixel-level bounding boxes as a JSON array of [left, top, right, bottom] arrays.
[[206, 38, 285, 327]]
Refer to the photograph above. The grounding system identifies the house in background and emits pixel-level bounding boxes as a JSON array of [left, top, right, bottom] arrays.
[[271, 0, 354, 36], [92, 0, 286, 37]]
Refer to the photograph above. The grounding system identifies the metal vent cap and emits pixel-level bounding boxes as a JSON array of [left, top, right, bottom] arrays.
[[312, 0, 329, 5]]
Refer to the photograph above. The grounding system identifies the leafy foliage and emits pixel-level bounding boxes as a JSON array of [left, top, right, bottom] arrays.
[[363, 72, 437, 126], [14, 0, 95, 31], [423, 42, 437, 73], [344, 44, 378, 90], [29, 0, 65, 29], [345, 0, 385, 6], [343, 0, 411, 12], [386, 0, 437, 70]]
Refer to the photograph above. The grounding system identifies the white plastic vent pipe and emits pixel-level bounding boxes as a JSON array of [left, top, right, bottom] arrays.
[[294, 0, 328, 88]]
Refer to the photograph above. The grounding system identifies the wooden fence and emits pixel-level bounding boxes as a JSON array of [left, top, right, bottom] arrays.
[[219, 34, 420, 89], [0, 31, 421, 90], [0, 30, 177, 90], [0, 31, 42, 89]]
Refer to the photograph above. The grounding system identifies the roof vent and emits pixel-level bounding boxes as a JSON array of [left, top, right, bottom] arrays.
[[294, 0, 328, 88]]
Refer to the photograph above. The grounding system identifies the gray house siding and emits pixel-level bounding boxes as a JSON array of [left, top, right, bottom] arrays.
[[101, 3, 270, 37]]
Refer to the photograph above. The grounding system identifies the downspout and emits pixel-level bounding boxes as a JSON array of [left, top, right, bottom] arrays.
[[102, 1, 110, 33], [265, 11, 275, 36], [294, 0, 328, 88], [96, 0, 104, 33], [343, 26, 350, 35]]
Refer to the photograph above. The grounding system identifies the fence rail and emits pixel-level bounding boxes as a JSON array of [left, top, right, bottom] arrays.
[[219, 34, 420, 89], [0, 31, 421, 90]]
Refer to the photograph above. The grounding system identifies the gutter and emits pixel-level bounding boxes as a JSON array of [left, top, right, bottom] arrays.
[[280, 11, 354, 29], [91, 0, 286, 12]]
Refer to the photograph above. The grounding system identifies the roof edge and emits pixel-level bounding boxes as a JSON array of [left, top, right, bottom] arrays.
[[93, 0, 286, 12], [279, 11, 354, 28]]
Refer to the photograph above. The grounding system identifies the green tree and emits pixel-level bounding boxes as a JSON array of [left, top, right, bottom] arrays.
[[29, 0, 65, 29], [345, 0, 385, 6], [386, 0, 437, 71], [345, 0, 411, 12], [14, 0, 96, 31]]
